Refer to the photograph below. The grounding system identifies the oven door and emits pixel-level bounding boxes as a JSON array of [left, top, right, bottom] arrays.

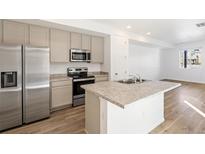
[[70, 50, 87, 62], [73, 78, 95, 106]]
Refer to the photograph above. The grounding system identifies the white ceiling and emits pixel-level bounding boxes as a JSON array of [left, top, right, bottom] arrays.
[[92, 19, 205, 45]]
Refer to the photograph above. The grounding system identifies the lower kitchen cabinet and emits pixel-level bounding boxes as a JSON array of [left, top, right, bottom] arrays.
[[51, 80, 72, 111]]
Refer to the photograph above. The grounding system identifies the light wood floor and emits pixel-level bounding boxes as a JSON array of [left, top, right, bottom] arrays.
[[2, 105, 85, 134], [2, 80, 205, 134], [151, 80, 205, 133]]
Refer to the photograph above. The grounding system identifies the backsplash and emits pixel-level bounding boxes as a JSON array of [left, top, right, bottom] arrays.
[[50, 63, 101, 74]]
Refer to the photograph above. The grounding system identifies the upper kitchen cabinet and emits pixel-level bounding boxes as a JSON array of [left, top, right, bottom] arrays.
[[91, 36, 104, 63], [29, 25, 49, 47], [50, 29, 70, 62], [71, 32, 82, 49], [0, 20, 2, 42], [82, 34, 91, 50], [3, 20, 29, 44]]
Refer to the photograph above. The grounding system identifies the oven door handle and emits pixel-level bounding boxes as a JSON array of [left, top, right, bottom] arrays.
[[73, 78, 95, 82]]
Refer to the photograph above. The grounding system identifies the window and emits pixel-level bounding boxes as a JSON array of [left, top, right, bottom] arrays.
[[179, 48, 202, 69]]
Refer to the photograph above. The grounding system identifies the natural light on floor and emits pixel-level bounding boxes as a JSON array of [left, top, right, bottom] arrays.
[[184, 100, 205, 118]]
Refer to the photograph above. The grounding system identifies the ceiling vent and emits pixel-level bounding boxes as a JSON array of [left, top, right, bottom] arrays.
[[196, 22, 205, 27]]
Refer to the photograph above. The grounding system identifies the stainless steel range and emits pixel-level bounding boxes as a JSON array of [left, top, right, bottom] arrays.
[[67, 67, 95, 106]]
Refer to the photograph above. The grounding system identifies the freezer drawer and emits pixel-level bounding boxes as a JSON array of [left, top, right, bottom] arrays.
[[24, 85, 50, 123]]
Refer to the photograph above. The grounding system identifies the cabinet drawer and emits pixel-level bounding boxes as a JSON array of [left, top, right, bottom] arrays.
[[51, 85, 72, 108], [95, 76, 108, 82], [51, 80, 72, 87]]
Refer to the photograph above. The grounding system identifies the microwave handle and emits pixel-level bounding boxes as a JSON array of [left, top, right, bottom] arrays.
[[86, 52, 91, 61]]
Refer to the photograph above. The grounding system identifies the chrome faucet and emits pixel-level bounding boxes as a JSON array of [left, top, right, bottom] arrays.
[[129, 74, 142, 83], [135, 74, 142, 83], [129, 75, 137, 83]]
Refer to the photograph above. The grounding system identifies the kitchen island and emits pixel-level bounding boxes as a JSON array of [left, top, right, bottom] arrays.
[[82, 81, 181, 134]]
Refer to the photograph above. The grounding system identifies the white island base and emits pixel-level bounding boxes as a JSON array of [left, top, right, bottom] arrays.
[[85, 91, 164, 134]]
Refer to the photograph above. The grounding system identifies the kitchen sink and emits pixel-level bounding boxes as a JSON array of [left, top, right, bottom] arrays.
[[118, 79, 147, 84]]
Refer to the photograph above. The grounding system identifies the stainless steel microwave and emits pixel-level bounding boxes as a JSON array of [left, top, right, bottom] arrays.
[[70, 49, 91, 62]]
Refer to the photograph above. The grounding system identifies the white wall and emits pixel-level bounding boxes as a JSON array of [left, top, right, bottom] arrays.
[[160, 40, 205, 83], [110, 35, 129, 81], [50, 63, 101, 74], [128, 43, 161, 80]]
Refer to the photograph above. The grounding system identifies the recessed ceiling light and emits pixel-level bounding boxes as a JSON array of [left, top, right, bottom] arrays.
[[126, 25, 132, 29], [146, 32, 151, 35]]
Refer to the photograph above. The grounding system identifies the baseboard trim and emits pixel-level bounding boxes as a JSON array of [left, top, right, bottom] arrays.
[[161, 78, 205, 84], [51, 104, 72, 112], [84, 129, 88, 134]]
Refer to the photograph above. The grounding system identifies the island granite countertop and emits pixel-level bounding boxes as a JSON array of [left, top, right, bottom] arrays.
[[81, 81, 181, 108]]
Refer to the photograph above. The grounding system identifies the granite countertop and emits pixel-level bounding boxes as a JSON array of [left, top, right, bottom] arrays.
[[88, 72, 109, 77], [82, 81, 181, 108], [50, 72, 108, 82], [50, 74, 72, 82]]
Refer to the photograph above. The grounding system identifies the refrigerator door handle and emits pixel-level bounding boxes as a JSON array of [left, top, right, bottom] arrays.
[[22, 45, 26, 123]]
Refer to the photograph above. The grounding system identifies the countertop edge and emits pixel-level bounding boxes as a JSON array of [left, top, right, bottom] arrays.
[[82, 82, 181, 109], [84, 88, 125, 109], [50, 72, 109, 82]]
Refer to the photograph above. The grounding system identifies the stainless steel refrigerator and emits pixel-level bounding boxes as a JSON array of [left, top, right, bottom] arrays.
[[0, 44, 50, 131]]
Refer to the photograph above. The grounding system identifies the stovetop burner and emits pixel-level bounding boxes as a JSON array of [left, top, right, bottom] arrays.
[[67, 67, 94, 79]]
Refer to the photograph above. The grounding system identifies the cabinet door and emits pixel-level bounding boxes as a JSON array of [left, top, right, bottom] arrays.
[[50, 29, 70, 62], [29, 25, 49, 47], [51, 85, 72, 108], [82, 34, 91, 50], [91, 36, 104, 63], [71, 32, 82, 49], [0, 20, 2, 43], [3, 20, 29, 44]]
